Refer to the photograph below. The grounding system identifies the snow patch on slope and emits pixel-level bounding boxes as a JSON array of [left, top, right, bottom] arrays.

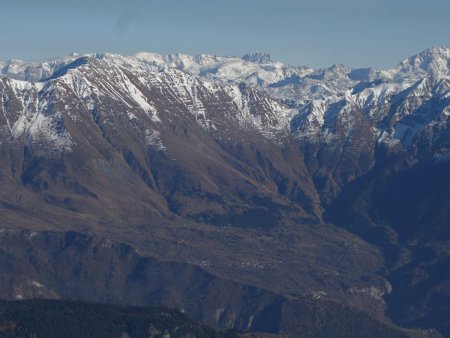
[[6, 78, 74, 153]]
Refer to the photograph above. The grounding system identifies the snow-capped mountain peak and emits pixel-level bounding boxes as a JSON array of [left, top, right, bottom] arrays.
[[380, 46, 450, 83], [400, 46, 450, 76], [241, 51, 273, 64]]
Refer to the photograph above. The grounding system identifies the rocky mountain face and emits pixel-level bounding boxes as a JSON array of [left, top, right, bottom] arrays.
[[0, 46, 449, 337]]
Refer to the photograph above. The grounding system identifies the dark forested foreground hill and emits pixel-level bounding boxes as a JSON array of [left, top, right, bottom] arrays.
[[0, 299, 242, 338], [0, 298, 426, 338]]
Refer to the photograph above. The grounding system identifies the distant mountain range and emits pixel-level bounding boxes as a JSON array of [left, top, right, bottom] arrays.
[[0, 47, 448, 337]]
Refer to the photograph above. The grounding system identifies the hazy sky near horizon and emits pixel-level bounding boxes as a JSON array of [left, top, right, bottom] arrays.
[[1, 0, 449, 68]]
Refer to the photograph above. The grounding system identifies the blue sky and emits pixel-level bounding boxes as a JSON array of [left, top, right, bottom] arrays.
[[1, 0, 449, 68]]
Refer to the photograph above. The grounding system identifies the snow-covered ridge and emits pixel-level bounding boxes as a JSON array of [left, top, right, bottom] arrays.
[[381, 46, 450, 83], [1, 46, 449, 155], [1, 54, 300, 156], [284, 46, 450, 153], [0, 53, 82, 83], [0, 77, 74, 153], [293, 75, 450, 153], [2, 47, 448, 103]]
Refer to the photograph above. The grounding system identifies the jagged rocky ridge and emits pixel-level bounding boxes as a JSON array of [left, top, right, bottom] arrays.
[[0, 46, 449, 337]]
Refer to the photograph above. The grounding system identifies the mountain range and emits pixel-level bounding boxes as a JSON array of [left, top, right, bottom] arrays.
[[0, 46, 449, 337]]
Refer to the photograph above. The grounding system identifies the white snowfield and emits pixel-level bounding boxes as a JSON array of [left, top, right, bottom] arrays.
[[0, 47, 449, 154]]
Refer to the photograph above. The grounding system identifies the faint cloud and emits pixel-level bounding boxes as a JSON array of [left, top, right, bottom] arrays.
[[115, 10, 143, 34]]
